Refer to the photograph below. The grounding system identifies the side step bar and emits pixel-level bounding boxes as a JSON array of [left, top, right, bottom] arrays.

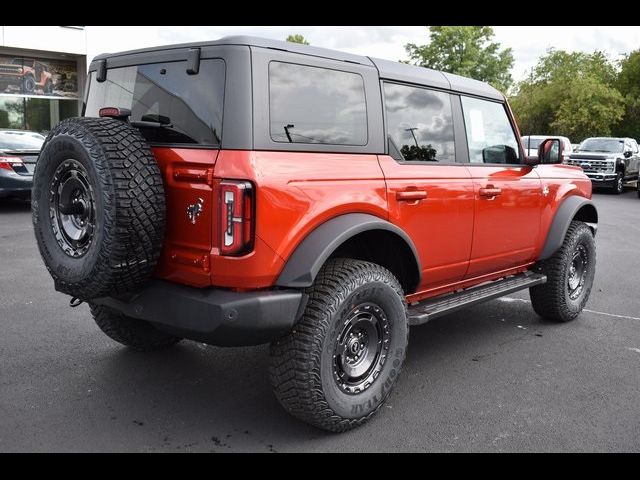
[[408, 271, 546, 326]]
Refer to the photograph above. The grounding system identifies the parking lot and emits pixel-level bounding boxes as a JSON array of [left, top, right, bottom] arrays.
[[1, 187, 639, 452]]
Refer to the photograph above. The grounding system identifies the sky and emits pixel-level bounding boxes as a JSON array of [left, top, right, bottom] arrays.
[[86, 26, 640, 83]]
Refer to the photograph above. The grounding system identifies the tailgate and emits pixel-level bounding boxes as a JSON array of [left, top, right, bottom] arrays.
[[153, 147, 219, 287]]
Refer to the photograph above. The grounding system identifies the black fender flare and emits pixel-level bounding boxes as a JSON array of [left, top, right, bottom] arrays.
[[275, 213, 421, 288], [539, 196, 598, 261]]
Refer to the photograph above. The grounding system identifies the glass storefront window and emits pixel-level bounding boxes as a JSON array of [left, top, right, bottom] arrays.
[[1, 53, 81, 134], [0, 97, 25, 129]]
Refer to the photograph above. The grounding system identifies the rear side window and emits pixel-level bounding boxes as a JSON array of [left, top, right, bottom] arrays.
[[461, 96, 520, 164], [268, 61, 367, 146], [85, 59, 225, 146], [384, 82, 455, 162]]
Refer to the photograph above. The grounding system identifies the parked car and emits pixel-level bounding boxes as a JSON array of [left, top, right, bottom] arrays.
[[565, 137, 640, 194], [0, 58, 54, 94], [31, 36, 598, 432], [0, 130, 43, 200], [522, 135, 573, 162]]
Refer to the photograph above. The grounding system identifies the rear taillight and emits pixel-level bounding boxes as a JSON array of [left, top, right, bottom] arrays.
[[0, 156, 23, 171], [219, 180, 254, 256]]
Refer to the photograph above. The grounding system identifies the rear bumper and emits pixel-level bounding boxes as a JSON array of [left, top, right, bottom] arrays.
[[92, 280, 304, 347], [0, 170, 32, 198]]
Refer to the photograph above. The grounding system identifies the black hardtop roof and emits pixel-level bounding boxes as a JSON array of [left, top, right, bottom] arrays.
[[91, 35, 504, 101]]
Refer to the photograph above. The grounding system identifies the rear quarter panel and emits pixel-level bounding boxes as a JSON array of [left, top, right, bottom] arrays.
[[210, 150, 388, 288]]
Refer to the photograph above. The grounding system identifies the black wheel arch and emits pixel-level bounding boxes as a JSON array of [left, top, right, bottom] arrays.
[[275, 213, 421, 294], [539, 196, 598, 261]]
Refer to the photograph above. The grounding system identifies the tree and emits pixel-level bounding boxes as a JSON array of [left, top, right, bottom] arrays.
[[286, 34, 309, 45], [551, 77, 624, 140], [510, 48, 621, 141], [613, 50, 640, 137], [404, 26, 514, 91]]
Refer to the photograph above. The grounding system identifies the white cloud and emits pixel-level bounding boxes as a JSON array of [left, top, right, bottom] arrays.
[[86, 26, 640, 83]]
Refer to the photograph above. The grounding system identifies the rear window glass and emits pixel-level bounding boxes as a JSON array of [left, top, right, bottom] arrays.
[[85, 59, 225, 146], [269, 61, 367, 146]]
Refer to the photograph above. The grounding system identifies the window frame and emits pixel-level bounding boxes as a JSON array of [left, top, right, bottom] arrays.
[[251, 47, 384, 154], [381, 80, 461, 166], [456, 93, 526, 167]]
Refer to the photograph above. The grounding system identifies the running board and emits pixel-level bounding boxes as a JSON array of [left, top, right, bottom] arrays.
[[408, 272, 546, 326]]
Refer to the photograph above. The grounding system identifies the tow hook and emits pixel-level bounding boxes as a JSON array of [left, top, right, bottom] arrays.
[[69, 297, 84, 308]]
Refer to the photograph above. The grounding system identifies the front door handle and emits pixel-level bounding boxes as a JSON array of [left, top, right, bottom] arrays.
[[479, 186, 502, 198], [396, 190, 428, 202]]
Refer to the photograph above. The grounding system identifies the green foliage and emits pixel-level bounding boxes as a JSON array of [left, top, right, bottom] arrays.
[[614, 50, 640, 137], [551, 77, 624, 139], [510, 48, 624, 141], [405, 26, 514, 91], [286, 34, 310, 45]]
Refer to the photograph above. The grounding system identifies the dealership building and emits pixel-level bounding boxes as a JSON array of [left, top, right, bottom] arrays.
[[0, 26, 86, 134]]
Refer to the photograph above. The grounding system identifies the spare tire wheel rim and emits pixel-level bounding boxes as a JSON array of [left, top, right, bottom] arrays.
[[332, 302, 391, 395], [49, 159, 96, 258]]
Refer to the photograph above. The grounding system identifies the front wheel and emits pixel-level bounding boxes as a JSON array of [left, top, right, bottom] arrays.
[[530, 221, 596, 322], [614, 172, 624, 194], [269, 259, 409, 432]]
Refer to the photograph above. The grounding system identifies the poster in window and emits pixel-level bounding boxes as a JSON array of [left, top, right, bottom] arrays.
[[0, 56, 78, 98]]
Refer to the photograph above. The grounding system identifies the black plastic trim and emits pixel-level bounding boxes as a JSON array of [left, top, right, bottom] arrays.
[[276, 213, 421, 288], [539, 196, 598, 260], [92, 280, 303, 347]]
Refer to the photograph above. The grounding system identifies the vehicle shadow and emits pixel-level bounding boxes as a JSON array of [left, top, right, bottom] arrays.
[[0, 198, 31, 212], [87, 296, 552, 450]]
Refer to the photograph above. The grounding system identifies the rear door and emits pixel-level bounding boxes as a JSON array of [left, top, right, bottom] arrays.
[[458, 95, 542, 279], [378, 82, 474, 291]]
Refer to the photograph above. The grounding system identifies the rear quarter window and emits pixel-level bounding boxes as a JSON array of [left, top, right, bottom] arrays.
[[268, 61, 367, 146], [85, 59, 225, 146]]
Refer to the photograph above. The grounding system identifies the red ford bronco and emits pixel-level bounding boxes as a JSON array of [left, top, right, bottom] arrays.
[[32, 36, 597, 432]]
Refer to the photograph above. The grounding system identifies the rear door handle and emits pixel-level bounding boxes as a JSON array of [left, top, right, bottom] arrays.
[[396, 190, 428, 202], [479, 186, 502, 198]]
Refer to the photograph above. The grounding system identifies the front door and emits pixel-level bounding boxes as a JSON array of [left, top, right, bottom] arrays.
[[458, 95, 542, 279], [379, 82, 474, 291]]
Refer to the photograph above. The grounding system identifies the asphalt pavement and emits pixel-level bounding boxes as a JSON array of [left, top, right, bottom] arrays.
[[1, 188, 639, 452]]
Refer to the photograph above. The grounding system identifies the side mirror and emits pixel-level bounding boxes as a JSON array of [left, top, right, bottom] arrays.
[[624, 150, 632, 158], [536, 138, 563, 165]]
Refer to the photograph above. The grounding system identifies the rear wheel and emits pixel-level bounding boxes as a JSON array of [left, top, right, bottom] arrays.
[[269, 258, 409, 432], [89, 304, 182, 351], [530, 221, 596, 322]]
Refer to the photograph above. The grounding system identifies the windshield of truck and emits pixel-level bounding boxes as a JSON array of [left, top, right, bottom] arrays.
[[577, 138, 624, 153]]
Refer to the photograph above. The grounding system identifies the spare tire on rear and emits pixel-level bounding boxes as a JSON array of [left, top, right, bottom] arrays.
[[32, 117, 166, 300]]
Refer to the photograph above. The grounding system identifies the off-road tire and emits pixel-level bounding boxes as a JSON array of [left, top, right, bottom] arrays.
[[269, 258, 409, 432], [89, 303, 181, 351], [530, 221, 596, 322], [614, 171, 624, 194], [32, 117, 165, 300], [23, 74, 35, 93]]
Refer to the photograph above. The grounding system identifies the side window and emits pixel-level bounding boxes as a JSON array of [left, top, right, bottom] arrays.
[[269, 62, 367, 146], [460, 96, 520, 164], [632, 140, 639, 153], [383, 82, 455, 162]]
